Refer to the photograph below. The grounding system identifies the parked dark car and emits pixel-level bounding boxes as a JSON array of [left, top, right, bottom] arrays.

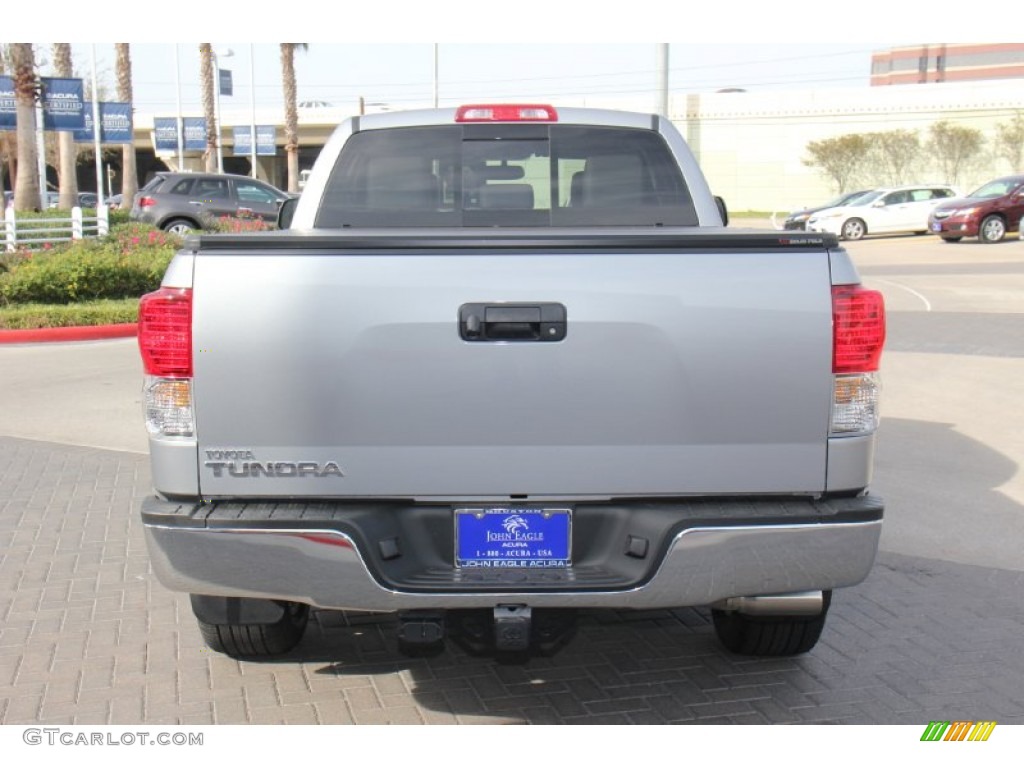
[[782, 189, 874, 230], [130, 172, 292, 234], [928, 175, 1024, 243]]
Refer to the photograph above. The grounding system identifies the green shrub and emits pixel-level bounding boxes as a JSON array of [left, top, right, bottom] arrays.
[[0, 298, 139, 329], [0, 223, 178, 305]]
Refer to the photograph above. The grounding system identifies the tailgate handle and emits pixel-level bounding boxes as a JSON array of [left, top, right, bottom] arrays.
[[459, 303, 566, 342]]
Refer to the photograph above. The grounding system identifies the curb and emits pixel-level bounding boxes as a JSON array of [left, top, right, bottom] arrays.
[[0, 323, 137, 345]]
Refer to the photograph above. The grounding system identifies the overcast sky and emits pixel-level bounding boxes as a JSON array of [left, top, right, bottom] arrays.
[[52, 43, 884, 117], [9, 1, 1015, 117]]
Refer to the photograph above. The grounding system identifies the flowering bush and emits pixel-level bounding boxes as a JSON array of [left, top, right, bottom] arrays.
[[0, 222, 178, 305], [204, 214, 274, 234]]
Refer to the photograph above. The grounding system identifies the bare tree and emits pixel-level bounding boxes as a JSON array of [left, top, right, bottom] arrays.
[[10, 43, 40, 211], [803, 134, 870, 194], [865, 130, 920, 186], [199, 43, 217, 173], [926, 121, 984, 187], [52, 43, 80, 209], [116, 44, 138, 204], [280, 43, 308, 192], [995, 112, 1024, 174]]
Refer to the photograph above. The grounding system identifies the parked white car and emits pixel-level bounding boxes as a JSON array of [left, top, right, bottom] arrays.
[[806, 185, 958, 240]]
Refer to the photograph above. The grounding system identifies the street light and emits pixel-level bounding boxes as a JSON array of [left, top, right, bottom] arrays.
[[212, 48, 234, 174]]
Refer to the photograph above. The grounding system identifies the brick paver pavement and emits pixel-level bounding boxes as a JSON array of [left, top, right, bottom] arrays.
[[2, 436, 1022, 725]]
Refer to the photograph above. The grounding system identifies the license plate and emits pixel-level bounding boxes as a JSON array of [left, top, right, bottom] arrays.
[[455, 508, 571, 568], [931, 222, 942, 232]]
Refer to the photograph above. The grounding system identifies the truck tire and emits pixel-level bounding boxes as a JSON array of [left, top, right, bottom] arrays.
[[195, 600, 310, 658], [711, 591, 831, 656]]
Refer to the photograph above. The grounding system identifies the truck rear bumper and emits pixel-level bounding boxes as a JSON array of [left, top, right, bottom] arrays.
[[141, 495, 883, 611]]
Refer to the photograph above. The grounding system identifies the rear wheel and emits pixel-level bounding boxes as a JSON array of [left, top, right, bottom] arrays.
[[193, 597, 309, 658], [840, 218, 866, 241], [712, 591, 832, 656], [163, 218, 198, 236], [979, 215, 1006, 243]]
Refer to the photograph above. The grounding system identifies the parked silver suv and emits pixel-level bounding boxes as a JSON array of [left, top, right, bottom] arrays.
[[130, 172, 291, 234]]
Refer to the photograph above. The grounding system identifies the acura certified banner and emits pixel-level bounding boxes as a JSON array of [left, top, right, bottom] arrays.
[[73, 102, 133, 144], [183, 117, 207, 151], [40, 77, 86, 131], [154, 117, 179, 151], [0, 77, 14, 130], [0, 76, 86, 131], [232, 125, 277, 156]]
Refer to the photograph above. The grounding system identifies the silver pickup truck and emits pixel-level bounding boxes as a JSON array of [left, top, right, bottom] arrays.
[[138, 104, 886, 659]]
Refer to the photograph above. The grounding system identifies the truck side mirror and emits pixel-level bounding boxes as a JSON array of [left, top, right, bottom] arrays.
[[715, 195, 729, 227], [277, 197, 299, 230]]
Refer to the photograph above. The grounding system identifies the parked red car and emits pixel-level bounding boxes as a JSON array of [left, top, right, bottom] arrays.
[[929, 175, 1024, 243]]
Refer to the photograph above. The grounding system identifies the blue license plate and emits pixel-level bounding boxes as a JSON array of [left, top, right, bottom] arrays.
[[455, 508, 571, 568]]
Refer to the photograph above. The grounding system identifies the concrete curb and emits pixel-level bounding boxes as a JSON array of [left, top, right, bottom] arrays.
[[0, 323, 137, 344]]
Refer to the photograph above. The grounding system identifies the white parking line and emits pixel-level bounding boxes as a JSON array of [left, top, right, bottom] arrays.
[[871, 278, 933, 312]]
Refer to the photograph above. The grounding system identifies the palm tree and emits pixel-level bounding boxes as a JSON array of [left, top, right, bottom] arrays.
[[280, 43, 308, 193], [199, 43, 217, 173], [116, 44, 138, 204], [10, 43, 40, 211], [52, 43, 79, 209]]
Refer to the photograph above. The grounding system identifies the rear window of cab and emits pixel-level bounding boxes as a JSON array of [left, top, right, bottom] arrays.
[[316, 124, 697, 228]]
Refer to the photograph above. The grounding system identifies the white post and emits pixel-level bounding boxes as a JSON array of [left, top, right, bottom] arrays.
[[175, 45, 184, 171], [71, 206, 83, 240], [657, 44, 670, 118], [98, 204, 109, 237], [249, 44, 257, 178], [4, 205, 16, 253], [35, 99, 47, 211], [91, 45, 105, 208]]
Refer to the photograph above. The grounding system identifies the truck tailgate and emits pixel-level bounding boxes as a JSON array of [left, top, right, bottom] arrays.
[[191, 234, 834, 498]]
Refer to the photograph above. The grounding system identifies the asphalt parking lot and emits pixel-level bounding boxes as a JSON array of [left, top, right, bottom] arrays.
[[1, 230, 1023, 725]]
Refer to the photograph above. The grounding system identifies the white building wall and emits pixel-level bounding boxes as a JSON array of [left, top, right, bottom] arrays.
[[670, 80, 1024, 213]]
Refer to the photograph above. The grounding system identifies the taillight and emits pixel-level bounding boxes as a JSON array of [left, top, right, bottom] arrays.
[[455, 104, 558, 122], [138, 196, 156, 209], [139, 287, 193, 377], [831, 285, 885, 435], [832, 285, 885, 374], [139, 287, 194, 438]]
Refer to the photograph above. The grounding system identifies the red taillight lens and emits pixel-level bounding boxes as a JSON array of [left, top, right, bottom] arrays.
[[455, 104, 558, 122], [832, 285, 885, 373], [139, 287, 192, 377], [139, 196, 156, 208]]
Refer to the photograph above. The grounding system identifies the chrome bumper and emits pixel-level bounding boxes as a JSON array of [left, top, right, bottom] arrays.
[[142, 496, 882, 611]]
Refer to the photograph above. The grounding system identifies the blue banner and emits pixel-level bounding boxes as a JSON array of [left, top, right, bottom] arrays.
[[183, 117, 207, 151], [232, 125, 277, 156], [154, 117, 179, 152], [73, 102, 133, 144], [219, 69, 233, 97], [0, 76, 14, 130], [40, 77, 85, 131]]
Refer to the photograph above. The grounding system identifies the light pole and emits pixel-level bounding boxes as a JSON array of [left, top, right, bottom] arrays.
[[212, 48, 234, 174]]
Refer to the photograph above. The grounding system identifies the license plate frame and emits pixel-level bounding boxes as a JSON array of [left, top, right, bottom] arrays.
[[454, 507, 572, 568]]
